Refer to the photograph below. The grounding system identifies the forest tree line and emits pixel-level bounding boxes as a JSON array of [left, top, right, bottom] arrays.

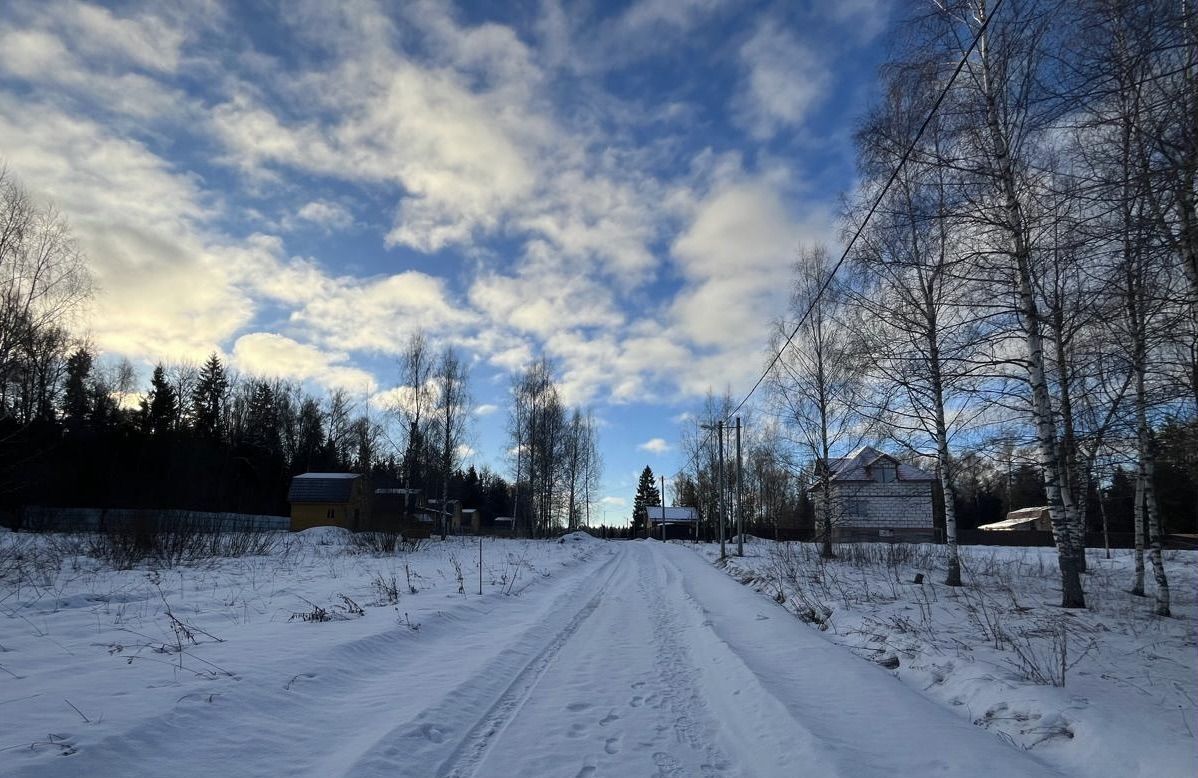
[[0, 166, 526, 522]]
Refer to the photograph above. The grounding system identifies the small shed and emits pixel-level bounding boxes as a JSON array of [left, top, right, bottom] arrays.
[[979, 506, 1052, 532], [288, 473, 366, 531]]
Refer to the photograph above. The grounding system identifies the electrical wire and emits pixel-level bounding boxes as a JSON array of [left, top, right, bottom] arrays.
[[677, 0, 1006, 480]]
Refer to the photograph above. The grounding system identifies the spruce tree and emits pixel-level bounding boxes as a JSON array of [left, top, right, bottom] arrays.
[[632, 465, 661, 534], [139, 364, 178, 435], [191, 353, 228, 440], [243, 381, 280, 454], [62, 347, 93, 430]]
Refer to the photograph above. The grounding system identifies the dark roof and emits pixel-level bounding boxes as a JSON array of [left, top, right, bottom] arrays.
[[288, 473, 360, 503], [819, 446, 936, 484]]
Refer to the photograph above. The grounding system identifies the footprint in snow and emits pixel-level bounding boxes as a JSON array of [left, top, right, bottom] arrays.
[[599, 711, 620, 726], [567, 702, 591, 712]]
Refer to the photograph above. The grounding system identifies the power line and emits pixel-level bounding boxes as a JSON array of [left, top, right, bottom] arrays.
[[721, 0, 1005, 426], [674, 1, 1005, 493]]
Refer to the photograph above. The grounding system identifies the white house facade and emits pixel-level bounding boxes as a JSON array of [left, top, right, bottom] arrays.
[[810, 446, 936, 542]]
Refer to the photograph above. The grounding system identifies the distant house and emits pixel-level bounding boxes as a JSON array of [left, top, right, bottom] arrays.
[[288, 473, 366, 531], [809, 446, 936, 542], [979, 506, 1051, 532], [646, 506, 700, 539]]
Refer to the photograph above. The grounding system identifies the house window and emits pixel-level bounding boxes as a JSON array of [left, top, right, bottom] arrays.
[[840, 499, 868, 518], [874, 464, 897, 483]]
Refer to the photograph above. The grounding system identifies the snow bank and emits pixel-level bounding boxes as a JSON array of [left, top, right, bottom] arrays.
[[695, 540, 1198, 778], [557, 531, 603, 545], [295, 525, 352, 545]]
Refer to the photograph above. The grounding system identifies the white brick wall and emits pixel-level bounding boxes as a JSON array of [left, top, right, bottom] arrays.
[[814, 481, 934, 529]]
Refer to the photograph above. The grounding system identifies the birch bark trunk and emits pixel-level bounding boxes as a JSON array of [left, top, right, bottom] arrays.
[[975, 1, 1084, 607]]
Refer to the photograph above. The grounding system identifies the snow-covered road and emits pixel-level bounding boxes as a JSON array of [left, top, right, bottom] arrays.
[[423, 540, 1061, 778], [6, 539, 1063, 777]]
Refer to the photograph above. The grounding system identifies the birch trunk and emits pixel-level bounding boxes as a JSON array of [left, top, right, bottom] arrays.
[[975, 3, 1084, 607], [930, 339, 962, 586], [1053, 328, 1087, 573], [1132, 470, 1145, 596], [1135, 367, 1171, 615]]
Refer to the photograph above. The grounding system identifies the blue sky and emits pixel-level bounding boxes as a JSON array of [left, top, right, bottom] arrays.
[[0, 0, 890, 521]]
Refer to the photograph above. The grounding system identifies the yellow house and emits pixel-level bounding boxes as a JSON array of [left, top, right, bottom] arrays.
[[288, 473, 366, 531]]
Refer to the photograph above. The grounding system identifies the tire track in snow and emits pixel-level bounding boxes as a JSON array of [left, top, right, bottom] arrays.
[[435, 552, 625, 778], [636, 546, 734, 777], [341, 547, 625, 777]]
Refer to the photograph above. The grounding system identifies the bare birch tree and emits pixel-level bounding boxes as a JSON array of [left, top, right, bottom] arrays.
[[395, 329, 434, 502], [432, 345, 471, 539], [769, 244, 869, 559]]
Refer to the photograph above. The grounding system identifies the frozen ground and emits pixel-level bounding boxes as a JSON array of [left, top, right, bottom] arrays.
[[0, 529, 1190, 777], [696, 538, 1197, 778]]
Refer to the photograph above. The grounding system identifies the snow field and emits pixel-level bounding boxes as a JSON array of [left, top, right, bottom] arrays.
[[0, 530, 600, 775], [694, 538, 1197, 778]]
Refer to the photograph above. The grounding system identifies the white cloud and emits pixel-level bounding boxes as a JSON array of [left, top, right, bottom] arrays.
[[283, 270, 475, 354], [0, 97, 250, 361], [826, 0, 889, 41], [600, 496, 627, 507], [231, 332, 377, 393], [295, 200, 354, 231], [637, 437, 672, 455], [735, 21, 828, 140], [475, 403, 499, 416]]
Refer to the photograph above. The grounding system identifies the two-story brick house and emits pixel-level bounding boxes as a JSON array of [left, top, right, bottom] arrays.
[[809, 446, 936, 542]]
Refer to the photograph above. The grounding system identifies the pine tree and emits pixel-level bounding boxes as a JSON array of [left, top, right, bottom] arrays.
[[191, 353, 228, 440], [632, 465, 661, 534]]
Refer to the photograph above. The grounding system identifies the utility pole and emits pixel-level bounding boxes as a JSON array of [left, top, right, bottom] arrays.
[[717, 419, 726, 560], [660, 474, 667, 542], [736, 416, 743, 557]]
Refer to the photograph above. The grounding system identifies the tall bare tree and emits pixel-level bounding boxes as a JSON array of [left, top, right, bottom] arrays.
[[851, 76, 1002, 584], [395, 329, 434, 500], [432, 345, 471, 539], [769, 244, 869, 559], [0, 169, 91, 421]]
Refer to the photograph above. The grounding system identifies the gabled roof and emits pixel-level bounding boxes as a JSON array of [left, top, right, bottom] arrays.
[[288, 472, 361, 503], [647, 506, 700, 522], [821, 446, 935, 483]]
